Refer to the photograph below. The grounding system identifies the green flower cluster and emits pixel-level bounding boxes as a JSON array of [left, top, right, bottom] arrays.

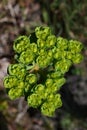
[[3, 26, 83, 116]]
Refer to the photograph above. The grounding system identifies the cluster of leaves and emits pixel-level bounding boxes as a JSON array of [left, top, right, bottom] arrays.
[[4, 26, 83, 116]]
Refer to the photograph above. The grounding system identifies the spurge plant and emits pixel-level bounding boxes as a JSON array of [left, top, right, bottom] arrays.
[[4, 26, 83, 116]]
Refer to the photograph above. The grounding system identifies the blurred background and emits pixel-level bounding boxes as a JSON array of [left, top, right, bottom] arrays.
[[0, 0, 87, 130]]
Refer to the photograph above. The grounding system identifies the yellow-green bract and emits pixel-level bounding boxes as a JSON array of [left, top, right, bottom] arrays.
[[3, 26, 83, 117]]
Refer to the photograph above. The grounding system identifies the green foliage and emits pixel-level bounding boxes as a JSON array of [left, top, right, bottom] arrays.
[[0, 101, 8, 111], [60, 113, 87, 130], [39, 0, 87, 39], [3, 26, 83, 117]]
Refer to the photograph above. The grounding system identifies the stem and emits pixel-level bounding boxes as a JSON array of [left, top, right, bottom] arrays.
[[29, 64, 40, 73]]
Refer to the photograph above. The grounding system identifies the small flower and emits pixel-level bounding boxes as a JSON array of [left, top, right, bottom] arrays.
[[13, 35, 30, 53], [35, 26, 51, 40]]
